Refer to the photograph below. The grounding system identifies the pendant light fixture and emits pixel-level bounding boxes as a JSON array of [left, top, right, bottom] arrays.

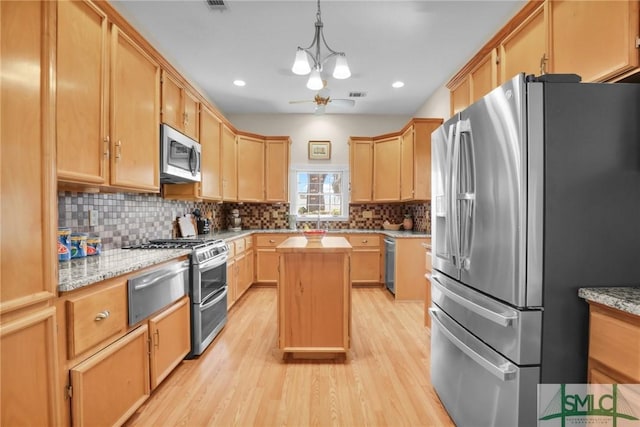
[[291, 0, 351, 90]]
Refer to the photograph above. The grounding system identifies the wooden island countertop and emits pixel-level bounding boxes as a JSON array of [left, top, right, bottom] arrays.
[[276, 236, 352, 357]]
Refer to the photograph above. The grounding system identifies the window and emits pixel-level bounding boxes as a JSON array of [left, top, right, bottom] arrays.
[[290, 166, 348, 221]]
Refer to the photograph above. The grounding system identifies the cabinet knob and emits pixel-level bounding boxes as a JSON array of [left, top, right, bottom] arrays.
[[362, 239, 368, 243], [95, 310, 110, 321], [269, 239, 275, 243]]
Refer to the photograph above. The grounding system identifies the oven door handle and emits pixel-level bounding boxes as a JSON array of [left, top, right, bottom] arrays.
[[198, 254, 228, 271], [429, 307, 517, 381], [133, 265, 189, 291], [201, 286, 228, 309]]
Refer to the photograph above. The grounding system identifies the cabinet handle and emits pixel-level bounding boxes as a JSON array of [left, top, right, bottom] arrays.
[[183, 112, 189, 127], [95, 310, 110, 321], [154, 330, 160, 348], [269, 239, 276, 243], [103, 136, 110, 158], [362, 239, 368, 244], [115, 140, 122, 159], [539, 53, 548, 75]]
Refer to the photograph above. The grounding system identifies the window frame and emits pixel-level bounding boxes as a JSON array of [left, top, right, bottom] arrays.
[[289, 164, 349, 222]]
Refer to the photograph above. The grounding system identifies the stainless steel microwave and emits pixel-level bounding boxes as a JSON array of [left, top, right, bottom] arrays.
[[160, 123, 201, 184]]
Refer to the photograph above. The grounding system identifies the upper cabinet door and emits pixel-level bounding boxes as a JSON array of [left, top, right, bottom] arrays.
[[470, 49, 498, 103], [110, 26, 160, 192], [237, 135, 265, 202], [1, 0, 58, 312], [183, 89, 200, 141], [450, 76, 471, 116], [161, 70, 182, 131], [549, 0, 640, 82], [57, 0, 109, 185], [265, 137, 290, 203], [400, 126, 415, 201], [499, 3, 547, 84], [349, 138, 373, 202], [199, 106, 222, 200], [373, 136, 401, 202], [221, 124, 238, 201]]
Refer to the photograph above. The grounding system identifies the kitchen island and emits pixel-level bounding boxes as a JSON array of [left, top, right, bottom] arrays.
[[276, 236, 352, 358]]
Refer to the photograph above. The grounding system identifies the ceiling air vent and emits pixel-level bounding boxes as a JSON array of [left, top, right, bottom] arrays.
[[348, 92, 367, 98], [205, 0, 227, 11]]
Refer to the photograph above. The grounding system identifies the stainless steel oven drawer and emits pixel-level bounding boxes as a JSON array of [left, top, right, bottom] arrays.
[[430, 307, 539, 427], [431, 272, 542, 365]]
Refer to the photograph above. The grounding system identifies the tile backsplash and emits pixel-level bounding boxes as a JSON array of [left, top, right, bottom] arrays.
[[58, 191, 430, 250]]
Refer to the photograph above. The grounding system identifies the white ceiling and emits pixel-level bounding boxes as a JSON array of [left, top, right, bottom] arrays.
[[110, 0, 526, 116]]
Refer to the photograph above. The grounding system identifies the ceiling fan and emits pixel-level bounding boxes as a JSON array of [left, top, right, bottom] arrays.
[[289, 82, 355, 114]]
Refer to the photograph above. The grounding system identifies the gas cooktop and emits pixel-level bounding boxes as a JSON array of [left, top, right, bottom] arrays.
[[123, 239, 229, 263]]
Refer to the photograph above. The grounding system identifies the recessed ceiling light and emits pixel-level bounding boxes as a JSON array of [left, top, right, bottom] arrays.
[[233, 80, 246, 87], [392, 81, 405, 89]]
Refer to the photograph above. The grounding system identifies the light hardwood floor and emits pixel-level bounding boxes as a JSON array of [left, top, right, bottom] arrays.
[[124, 287, 454, 427]]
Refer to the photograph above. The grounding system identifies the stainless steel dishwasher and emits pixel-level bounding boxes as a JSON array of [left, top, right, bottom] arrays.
[[384, 237, 396, 295]]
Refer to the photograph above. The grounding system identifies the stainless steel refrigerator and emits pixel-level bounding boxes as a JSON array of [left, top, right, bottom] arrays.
[[429, 73, 640, 427]]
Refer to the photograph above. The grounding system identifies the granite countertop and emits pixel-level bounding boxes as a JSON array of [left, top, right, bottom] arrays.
[[578, 287, 640, 317], [58, 248, 191, 293], [58, 229, 430, 293]]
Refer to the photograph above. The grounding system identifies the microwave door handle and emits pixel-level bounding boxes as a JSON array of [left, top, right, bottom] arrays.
[[188, 146, 198, 176]]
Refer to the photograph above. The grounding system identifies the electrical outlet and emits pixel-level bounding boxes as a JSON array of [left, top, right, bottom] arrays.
[[362, 210, 373, 219], [89, 209, 98, 227]]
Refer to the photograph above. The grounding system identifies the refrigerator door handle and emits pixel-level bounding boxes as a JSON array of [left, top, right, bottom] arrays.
[[432, 274, 518, 327], [429, 307, 517, 381], [456, 119, 475, 270], [448, 122, 462, 268]]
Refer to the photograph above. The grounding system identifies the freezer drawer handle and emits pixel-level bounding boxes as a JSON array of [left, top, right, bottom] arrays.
[[429, 308, 517, 381], [432, 275, 518, 327]]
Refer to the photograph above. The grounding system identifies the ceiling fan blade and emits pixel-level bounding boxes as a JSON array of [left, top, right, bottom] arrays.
[[289, 100, 314, 104], [328, 99, 355, 107]]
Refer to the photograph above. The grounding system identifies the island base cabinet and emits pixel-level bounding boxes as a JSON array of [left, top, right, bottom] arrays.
[[279, 252, 350, 351], [70, 325, 150, 427]]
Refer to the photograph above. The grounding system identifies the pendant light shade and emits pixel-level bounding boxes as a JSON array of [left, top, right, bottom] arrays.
[[292, 48, 311, 75], [332, 54, 351, 79], [292, 0, 351, 89], [306, 68, 324, 91]]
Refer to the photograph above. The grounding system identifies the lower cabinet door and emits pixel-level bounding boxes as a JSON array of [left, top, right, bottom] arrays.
[[351, 250, 381, 283], [70, 325, 150, 427], [148, 296, 190, 390]]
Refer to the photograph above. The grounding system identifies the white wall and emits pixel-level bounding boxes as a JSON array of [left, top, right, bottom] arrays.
[[226, 114, 409, 167], [227, 84, 451, 167]]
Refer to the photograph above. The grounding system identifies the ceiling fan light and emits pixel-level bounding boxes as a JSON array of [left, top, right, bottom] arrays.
[[306, 69, 324, 91], [333, 55, 351, 79], [292, 49, 311, 75]]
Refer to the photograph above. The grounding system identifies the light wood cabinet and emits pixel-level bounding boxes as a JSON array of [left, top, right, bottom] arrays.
[[222, 123, 238, 201], [413, 119, 442, 201], [237, 134, 265, 202], [227, 236, 255, 307], [57, 0, 109, 186], [499, 3, 547, 84], [587, 302, 640, 384], [265, 137, 291, 203], [1, 306, 61, 426], [255, 234, 292, 284], [349, 137, 374, 202], [373, 136, 401, 202], [1, 0, 57, 314], [161, 70, 200, 141], [277, 237, 352, 354], [400, 126, 415, 201], [549, 0, 640, 82], [394, 238, 429, 301], [470, 49, 498, 103], [66, 279, 128, 359], [348, 235, 382, 284], [227, 258, 237, 310], [70, 325, 150, 427], [148, 296, 190, 390], [110, 25, 160, 192], [450, 76, 471, 115]]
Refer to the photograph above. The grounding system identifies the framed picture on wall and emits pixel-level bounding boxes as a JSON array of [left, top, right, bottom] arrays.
[[308, 141, 331, 160]]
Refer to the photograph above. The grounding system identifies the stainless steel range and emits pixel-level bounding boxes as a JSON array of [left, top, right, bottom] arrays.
[[125, 239, 229, 357]]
